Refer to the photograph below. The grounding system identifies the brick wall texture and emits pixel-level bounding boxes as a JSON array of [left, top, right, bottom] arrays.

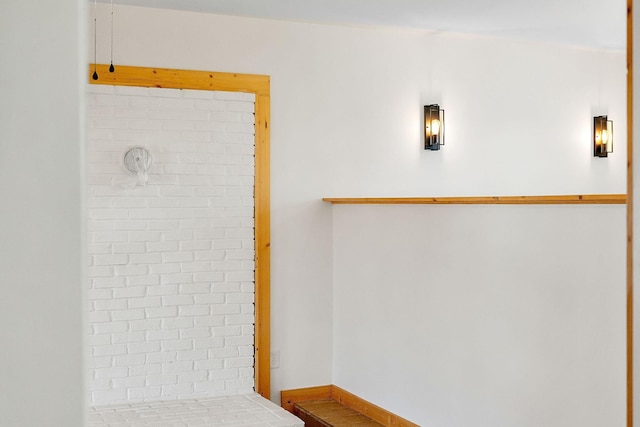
[[86, 85, 256, 405]]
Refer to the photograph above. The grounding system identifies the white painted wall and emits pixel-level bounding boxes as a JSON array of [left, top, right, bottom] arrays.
[[90, 4, 626, 424], [86, 85, 256, 404], [0, 1, 86, 426], [332, 204, 626, 426]]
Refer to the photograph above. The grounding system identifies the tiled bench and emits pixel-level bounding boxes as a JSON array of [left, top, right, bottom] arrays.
[[89, 393, 303, 427]]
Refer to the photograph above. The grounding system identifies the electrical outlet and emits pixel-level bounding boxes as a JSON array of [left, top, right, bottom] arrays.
[[270, 350, 280, 369]]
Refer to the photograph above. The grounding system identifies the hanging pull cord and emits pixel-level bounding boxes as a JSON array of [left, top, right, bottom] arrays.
[[92, 0, 98, 80], [109, 0, 115, 73]]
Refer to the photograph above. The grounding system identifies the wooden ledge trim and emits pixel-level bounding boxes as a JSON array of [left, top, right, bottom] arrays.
[[323, 194, 627, 205], [281, 385, 419, 427]]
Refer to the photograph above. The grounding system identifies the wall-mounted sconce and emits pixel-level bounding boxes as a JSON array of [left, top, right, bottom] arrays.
[[593, 115, 613, 158], [424, 104, 445, 151]]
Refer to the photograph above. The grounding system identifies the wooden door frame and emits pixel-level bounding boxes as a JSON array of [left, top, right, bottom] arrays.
[[88, 65, 272, 399]]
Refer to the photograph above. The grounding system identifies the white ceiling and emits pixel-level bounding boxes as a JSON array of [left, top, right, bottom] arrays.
[[107, 0, 626, 50]]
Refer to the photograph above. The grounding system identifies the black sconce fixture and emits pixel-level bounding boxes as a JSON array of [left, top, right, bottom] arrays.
[[593, 115, 613, 157], [424, 104, 445, 150]]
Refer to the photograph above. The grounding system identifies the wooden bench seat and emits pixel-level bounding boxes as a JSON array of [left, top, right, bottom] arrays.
[[294, 399, 383, 427], [281, 385, 419, 427]]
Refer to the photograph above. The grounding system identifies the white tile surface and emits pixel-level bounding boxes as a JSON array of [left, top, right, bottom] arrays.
[[89, 393, 303, 426]]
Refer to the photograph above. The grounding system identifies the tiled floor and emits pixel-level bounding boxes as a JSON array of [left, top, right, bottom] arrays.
[[89, 393, 304, 426]]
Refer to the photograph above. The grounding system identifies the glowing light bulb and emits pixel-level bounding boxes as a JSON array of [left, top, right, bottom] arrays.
[[431, 119, 440, 135], [426, 119, 440, 137]]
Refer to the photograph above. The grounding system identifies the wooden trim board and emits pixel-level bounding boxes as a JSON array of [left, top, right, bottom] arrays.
[[88, 65, 269, 95], [323, 194, 626, 205], [89, 65, 272, 399], [281, 385, 419, 427]]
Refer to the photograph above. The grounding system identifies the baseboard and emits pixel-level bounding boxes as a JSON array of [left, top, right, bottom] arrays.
[[280, 384, 419, 427]]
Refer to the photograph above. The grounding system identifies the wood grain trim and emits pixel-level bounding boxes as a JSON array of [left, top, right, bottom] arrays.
[[628, 0, 634, 425], [254, 92, 271, 399], [89, 65, 272, 399], [323, 194, 627, 205], [329, 386, 419, 427], [88, 64, 269, 95], [281, 385, 332, 413]]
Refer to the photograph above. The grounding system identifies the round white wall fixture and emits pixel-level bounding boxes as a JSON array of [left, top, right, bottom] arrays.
[[123, 146, 152, 186]]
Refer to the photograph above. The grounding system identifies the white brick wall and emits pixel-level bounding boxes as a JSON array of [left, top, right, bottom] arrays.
[[86, 85, 256, 405]]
